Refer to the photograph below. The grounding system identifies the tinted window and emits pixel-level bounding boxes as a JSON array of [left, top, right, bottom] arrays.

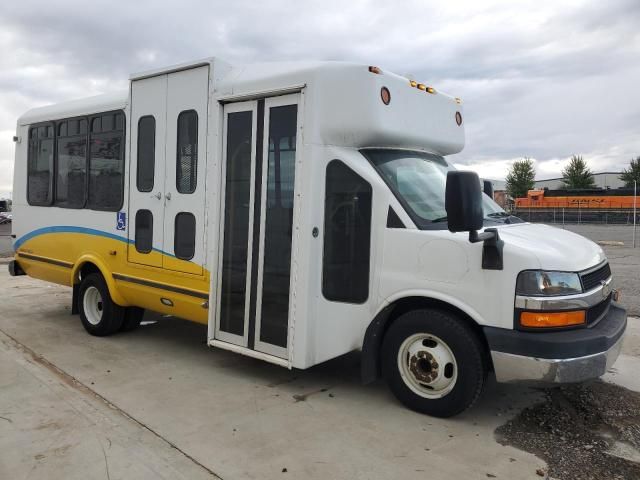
[[259, 104, 297, 348], [135, 209, 153, 254], [322, 160, 372, 303], [56, 119, 87, 208], [88, 112, 125, 210], [174, 212, 196, 260], [136, 116, 155, 192], [176, 110, 198, 194], [219, 111, 253, 336], [27, 125, 54, 205]]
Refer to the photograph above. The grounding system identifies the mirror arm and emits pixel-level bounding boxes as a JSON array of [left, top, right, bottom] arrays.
[[468, 228, 504, 270]]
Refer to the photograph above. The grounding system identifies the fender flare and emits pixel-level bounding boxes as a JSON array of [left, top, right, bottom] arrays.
[[361, 291, 486, 384], [70, 254, 128, 306]]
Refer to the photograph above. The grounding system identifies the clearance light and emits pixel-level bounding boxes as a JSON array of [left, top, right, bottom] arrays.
[[520, 310, 585, 328], [368, 66, 382, 74], [380, 87, 391, 105], [455, 97, 462, 104], [417, 83, 426, 91], [455, 111, 463, 126], [410, 80, 418, 87], [426, 86, 436, 94]]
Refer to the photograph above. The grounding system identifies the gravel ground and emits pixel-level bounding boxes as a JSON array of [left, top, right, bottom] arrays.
[[496, 382, 640, 480]]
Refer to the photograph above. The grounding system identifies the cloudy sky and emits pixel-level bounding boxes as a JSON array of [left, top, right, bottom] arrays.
[[1, 0, 639, 197]]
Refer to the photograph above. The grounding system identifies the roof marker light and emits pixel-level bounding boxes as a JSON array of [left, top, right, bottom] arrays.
[[368, 66, 382, 74], [417, 83, 426, 91], [409, 80, 417, 87], [426, 87, 436, 94], [455, 97, 462, 104], [380, 87, 391, 105]]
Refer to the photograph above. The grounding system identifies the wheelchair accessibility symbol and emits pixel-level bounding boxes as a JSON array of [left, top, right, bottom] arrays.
[[116, 211, 127, 231]]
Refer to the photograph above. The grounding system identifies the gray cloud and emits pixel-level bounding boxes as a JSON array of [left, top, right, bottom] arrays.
[[1, 0, 639, 196]]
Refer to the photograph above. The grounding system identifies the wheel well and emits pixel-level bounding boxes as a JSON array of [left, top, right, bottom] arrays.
[[76, 262, 101, 283], [361, 296, 494, 384]]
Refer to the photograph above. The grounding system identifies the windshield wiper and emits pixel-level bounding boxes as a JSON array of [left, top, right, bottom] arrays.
[[431, 216, 448, 223]]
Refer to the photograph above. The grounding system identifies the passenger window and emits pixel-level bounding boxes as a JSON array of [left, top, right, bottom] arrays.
[[176, 110, 198, 194], [88, 112, 125, 211], [322, 160, 372, 303], [174, 212, 196, 260], [136, 116, 156, 192], [27, 125, 54, 205], [135, 209, 153, 254], [55, 119, 87, 208]]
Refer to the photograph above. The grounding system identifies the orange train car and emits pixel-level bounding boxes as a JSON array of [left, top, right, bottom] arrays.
[[515, 189, 638, 209]]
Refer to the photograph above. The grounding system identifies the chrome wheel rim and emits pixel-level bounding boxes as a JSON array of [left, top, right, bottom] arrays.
[[397, 333, 458, 399], [83, 286, 104, 326]]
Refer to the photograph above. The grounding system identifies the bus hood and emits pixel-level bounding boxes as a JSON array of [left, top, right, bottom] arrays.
[[496, 223, 605, 272]]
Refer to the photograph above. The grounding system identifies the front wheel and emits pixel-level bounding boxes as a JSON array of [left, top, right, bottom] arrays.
[[382, 308, 488, 417]]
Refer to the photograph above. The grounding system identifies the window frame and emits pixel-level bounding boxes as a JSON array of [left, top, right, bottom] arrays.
[[321, 159, 373, 305], [136, 115, 156, 193], [54, 115, 89, 209], [175, 109, 198, 194], [26, 122, 55, 206]]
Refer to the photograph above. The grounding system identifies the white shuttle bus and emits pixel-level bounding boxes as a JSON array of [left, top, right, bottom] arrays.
[[9, 58, 626, 417]]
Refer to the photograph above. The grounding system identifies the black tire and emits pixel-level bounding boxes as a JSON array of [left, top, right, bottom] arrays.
[[78, 273, 125, 336], [120, 307, 145, 332], [382, 308, 487, 417]]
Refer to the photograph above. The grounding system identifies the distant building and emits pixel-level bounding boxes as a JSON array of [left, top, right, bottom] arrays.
[[534, 172, 625, 190]]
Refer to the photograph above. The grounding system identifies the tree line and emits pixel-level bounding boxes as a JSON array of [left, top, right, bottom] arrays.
[[505, 155, 640, 199]]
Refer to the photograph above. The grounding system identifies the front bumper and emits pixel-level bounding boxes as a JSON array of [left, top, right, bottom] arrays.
[[484, 303, 626, 384]]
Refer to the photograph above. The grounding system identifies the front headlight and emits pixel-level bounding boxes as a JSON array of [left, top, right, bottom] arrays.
[[516, 271, 582, 296]]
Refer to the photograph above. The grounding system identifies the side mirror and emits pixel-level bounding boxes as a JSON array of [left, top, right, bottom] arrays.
[[445, 171, 483, 233], [445, 170, 504, 270]]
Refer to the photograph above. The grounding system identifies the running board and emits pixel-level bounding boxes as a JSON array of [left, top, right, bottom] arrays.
[[208, 339, 290, 369]]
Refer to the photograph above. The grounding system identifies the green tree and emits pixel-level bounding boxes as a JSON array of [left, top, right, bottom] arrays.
[[561, 155, 596, 189], [505, 157, 536, 199], [620, 157, 640, 187]]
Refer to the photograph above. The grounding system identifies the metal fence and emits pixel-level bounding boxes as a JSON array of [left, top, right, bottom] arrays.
[[511, 208, 640, 226]]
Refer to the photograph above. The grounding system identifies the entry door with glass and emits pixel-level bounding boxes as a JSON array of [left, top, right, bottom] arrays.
[[215, 94, 300, 359]]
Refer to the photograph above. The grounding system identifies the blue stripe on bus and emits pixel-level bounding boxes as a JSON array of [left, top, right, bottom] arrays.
[[13, 226, 175, 258]]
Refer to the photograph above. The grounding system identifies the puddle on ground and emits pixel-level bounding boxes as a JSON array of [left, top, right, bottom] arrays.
[[496, 381, 640, 479]]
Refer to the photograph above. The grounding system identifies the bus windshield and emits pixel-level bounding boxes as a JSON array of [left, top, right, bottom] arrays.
[[362, 149, 508, 229]]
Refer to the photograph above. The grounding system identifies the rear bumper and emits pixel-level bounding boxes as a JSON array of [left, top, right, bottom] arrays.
[[484, 303, 626, 384]]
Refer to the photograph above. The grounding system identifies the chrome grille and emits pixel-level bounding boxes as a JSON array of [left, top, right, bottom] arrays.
[[581, 263, 611, 292]]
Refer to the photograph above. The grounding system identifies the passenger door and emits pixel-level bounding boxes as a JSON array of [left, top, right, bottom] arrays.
[[214, 94, 301, 359], [128, 66, 208, 275]]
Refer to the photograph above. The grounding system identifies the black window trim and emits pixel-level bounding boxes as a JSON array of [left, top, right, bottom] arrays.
[[175, 109, 198, 194], [26, 121, 55, 207], [26, 109, 126, 212], [321, 158, 373, 305], [136, 115, 156, 193], [135, 209, 153, 254]]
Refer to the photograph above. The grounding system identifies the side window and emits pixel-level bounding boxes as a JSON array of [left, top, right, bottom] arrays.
[[88, 111, 125, 211], [136, 116, 156, 192], [176, 110, 198, 194], [55, 118, 87, 208], [322, 160, 372, 303], [27, 125, 54, 205], [135, 209, 153, 254], [174, 212, 196, 260]]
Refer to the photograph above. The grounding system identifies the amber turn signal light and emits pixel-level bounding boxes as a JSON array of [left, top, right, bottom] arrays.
[[520, 310, 585, 328]]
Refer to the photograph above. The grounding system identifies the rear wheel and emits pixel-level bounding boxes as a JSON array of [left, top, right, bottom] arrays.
[[382, 308, 487, 417], [78, 273, 124, 336]]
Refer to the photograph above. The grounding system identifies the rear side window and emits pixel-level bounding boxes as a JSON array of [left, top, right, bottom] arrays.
[[88, 112, 125, 210], [322, 160, 372, 303], [176, 110, 198, 194], [55, 118, 87, 208], [27, 125, 54, 205], [137, 116, 156, 192], [174, 212, 196, 260]]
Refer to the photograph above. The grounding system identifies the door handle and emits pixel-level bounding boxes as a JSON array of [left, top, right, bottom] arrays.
[[165, 192, 172, 201], [152, 192, 162, 200]]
